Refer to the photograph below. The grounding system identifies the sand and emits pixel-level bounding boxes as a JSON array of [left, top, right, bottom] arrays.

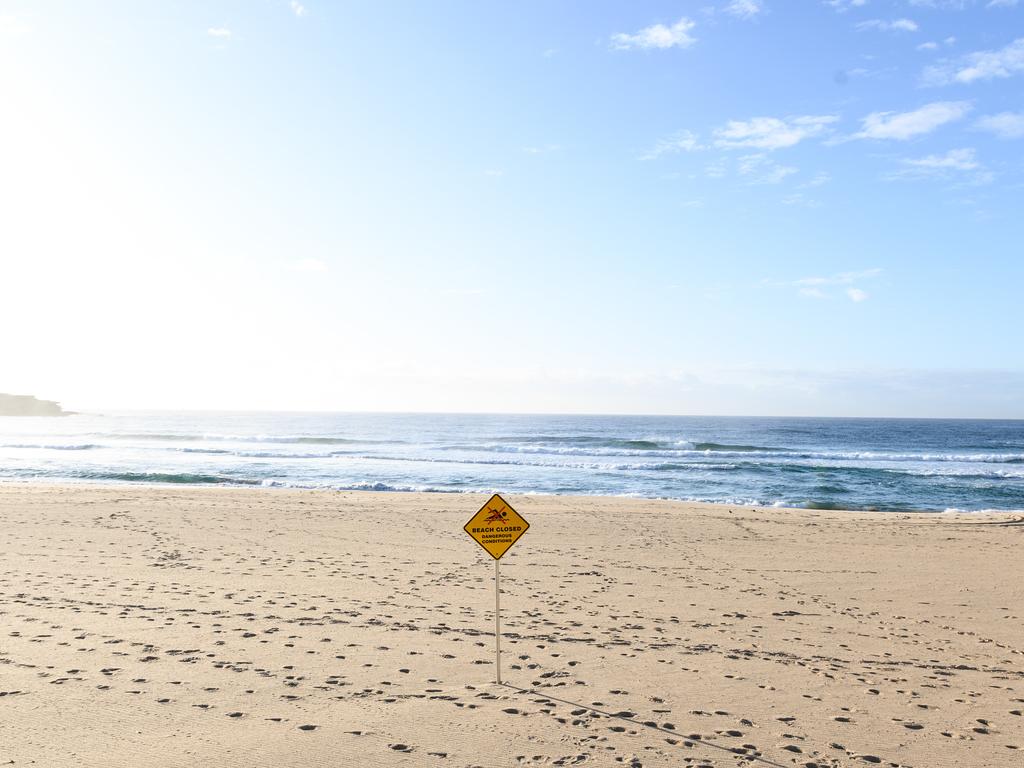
[[0, 485, 1022, 767]]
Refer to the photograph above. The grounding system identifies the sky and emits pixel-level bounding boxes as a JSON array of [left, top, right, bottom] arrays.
[[0, 0, 1022, 417]]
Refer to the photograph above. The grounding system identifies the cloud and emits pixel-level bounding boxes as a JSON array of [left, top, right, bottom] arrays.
[[908, 0, 970, 7], [857, 18, 919, 32], [705, 160, 728, 178], [924, 37, 1024, 84], [773, 269, 881, 301], [611, 17, 697, 50], [887, 148, 992, 183], [917, 37, 956, 52], [738, 154, 798, 184], [823, 0, 868, 12], [207, 27, 232, 38], [641, 130, 703, 160], [974, 111, 1024, 138], [852, 101, 971, 140], [903, 147, 979, 171], [724, 0, 763, 19], [290, 1, 308, 17], [987, 0, 1018, 7], [801, 171, 832, 187], [713, 115, 838, 150], [523, 144, 561, 154], [792, 268, 882, 287], [781, 192, 823, 208], [334, 366, 1024, 419]]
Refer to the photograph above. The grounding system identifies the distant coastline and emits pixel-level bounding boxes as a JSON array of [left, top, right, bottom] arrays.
[[0, 394, 70, 417]]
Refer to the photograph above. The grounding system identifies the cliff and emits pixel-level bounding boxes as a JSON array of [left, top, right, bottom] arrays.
[[0, 394, 68, 417]]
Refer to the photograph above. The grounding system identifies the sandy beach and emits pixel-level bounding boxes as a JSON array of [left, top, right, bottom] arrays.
[[0, 485, 1021, 767]]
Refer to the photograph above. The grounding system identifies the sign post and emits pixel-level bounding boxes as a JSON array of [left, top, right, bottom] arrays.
[[463, 493, 529, 684], [494, 559, 501, 683]]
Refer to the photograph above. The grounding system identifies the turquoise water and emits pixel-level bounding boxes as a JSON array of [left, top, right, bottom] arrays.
[[1, 411, 1023, 512]]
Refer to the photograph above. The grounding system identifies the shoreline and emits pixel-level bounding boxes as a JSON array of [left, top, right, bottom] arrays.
[[1, 477, 1022, 515]]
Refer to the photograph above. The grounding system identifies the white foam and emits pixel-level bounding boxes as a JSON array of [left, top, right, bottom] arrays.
[[942, 507, 1024, 514]]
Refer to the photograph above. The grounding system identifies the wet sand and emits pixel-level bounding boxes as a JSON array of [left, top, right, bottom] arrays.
[[0, 484, 1022, 767]]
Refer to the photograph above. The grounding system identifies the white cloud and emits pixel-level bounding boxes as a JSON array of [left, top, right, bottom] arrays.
[[705, 160, 728, 178], [792, 268, 882, 287], [290, 1, 308, 17], [801, 171, 832, 187], [824, 0, 868, 12], [987, 0, 1019, 8], [713, 115, 838, 150], [903, 147, 980, 171], [641, 130, 703, 160], [887, 148, 992, 183], [738, 154, 798, 184], [852, 101, 971, 140], [725, 0, 763, 19], [773, 269, 880, 301], [975, 111, 1024, 138], [857, 18, 919, 32], [611, 17, 697, 50], [924, 37, 1024, 84], [781, 193, 823, 208], [523, 144, 561, 154], [207, 27, 232, 38], [920, 37, 958, 51]]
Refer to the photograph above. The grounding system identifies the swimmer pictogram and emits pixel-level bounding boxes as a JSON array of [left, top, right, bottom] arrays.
[[484, 507, 508, 524]]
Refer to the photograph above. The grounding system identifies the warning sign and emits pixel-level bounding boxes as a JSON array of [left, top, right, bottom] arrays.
[[463, 493, 529, 560]]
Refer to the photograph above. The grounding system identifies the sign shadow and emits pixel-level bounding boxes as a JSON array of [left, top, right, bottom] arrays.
[[500, 682, 790, 768]]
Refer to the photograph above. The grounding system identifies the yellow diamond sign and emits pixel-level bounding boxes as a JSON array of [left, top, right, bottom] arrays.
[[464, 493, 529, 560]]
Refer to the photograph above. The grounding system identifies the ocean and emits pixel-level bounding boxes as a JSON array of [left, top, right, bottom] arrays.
[[1, 411, 1022, 512]]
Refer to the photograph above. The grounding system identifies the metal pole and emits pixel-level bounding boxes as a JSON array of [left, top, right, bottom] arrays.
[[494, 558, 502, 684]]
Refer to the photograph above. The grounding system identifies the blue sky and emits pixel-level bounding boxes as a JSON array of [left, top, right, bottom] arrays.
[[0, 1, 1022, 416]]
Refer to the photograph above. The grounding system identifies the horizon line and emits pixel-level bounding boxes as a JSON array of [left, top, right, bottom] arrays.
[[48, 407, 1024, 422]]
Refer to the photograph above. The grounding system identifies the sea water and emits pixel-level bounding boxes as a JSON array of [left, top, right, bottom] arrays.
[[1, 411, 1022, 512]]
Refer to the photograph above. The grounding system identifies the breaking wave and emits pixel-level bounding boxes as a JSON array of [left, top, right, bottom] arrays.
[[99, 433, 403, 446], [71, 471, 263, 485], [1, 443, 101, 451]]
